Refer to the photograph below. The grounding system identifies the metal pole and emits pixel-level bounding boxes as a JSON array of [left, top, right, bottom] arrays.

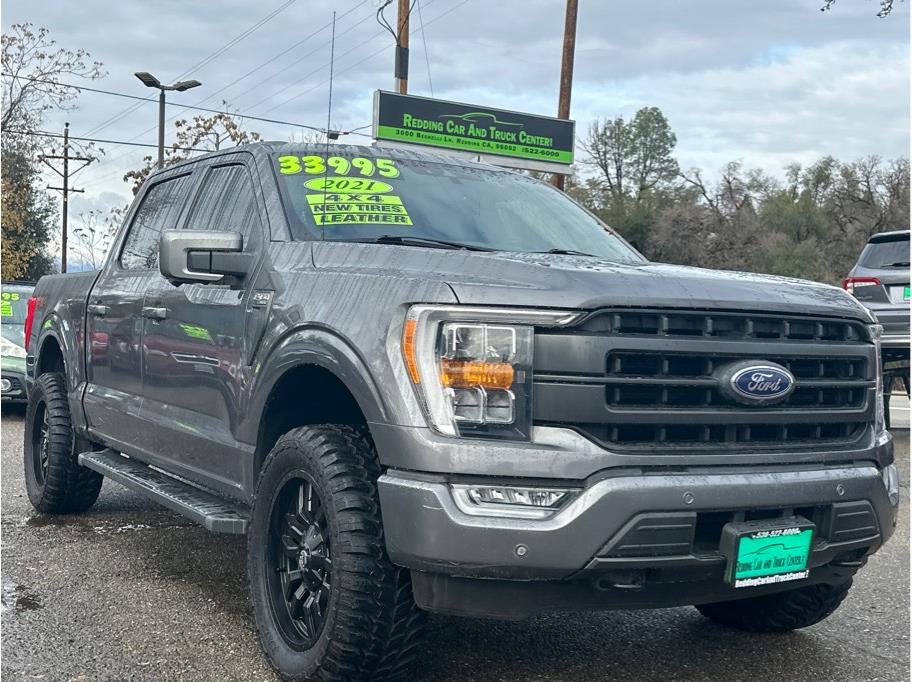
[[61, 123, 69, 273], [551, 0, 579, 191], [157, 89, 166, 169], [396, 0, 410, 94]]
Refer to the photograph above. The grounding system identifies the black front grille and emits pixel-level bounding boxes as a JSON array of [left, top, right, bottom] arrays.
[[534, 309, 876, 452], [604, 351, 866, 410], [587, 310, 865, 343], [580, 421, 867, 448]]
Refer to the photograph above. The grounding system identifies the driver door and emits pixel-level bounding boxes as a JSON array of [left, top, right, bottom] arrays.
[[138, 156, 266, 494]]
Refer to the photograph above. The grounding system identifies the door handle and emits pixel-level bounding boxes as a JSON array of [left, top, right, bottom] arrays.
[[142, 306, 168, 320], [87, 304, 109, 317]]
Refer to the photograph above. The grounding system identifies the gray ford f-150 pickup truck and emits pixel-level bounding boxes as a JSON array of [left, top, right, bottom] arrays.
[[23, 143, 898, 681]]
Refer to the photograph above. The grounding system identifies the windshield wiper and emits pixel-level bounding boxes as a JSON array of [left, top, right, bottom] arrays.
[[342, 235, 495, 252], [536, 248, 600, 258], [884, 261, 911, 267]]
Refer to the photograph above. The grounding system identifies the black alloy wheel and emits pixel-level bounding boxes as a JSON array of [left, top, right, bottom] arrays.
[[268, 474, 332, 649], [31, 401, 50, 487]]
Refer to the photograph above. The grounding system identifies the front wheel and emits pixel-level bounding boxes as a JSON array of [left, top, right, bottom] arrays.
[[695, 579, 852, 633], [247, 425, 425, 681], [23, 372, 103, 514]]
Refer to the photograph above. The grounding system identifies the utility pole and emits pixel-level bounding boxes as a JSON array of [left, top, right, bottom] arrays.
[[551, 0, 579, 191], [395, 0, 410, 93], [41, 122, 90, 273]]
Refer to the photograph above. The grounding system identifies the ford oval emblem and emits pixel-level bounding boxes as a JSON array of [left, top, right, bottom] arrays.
[[717, 361, 796, 405]]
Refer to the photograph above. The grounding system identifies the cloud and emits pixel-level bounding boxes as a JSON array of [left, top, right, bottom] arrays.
[[2, 0, 907, 216], [573, 39, 910, 176]]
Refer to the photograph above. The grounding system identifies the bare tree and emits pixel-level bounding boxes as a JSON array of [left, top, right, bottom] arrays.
[[820, 0, 900, 16], [1, 23, 106, 134], [124, 105, 261, 194], [71, 209, 115, 270]]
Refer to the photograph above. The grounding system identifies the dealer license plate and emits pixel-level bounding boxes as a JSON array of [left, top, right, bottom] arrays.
[[721, 519, 814, 589]]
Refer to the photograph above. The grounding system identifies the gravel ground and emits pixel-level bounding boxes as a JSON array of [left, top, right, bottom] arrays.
[[2, 398, 908, 681]]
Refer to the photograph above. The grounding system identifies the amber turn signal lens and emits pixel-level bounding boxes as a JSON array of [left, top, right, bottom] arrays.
[[402, 319, 421, 384], [440, 359, 514, 389]]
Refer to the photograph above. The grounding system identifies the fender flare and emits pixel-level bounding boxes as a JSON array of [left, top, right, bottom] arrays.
[[34, 318, 70, 379], [242, 324, 390, 444]]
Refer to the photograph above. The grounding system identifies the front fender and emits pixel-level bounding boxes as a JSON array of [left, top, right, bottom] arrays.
[[242, 324, 389, 436]]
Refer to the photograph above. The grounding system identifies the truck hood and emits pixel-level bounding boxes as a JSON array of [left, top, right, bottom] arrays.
[[311, 244, 874, 321]]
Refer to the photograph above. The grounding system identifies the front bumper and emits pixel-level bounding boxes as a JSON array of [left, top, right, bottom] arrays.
[[379, 461, 896, 580], [378, 431, 897, 616]]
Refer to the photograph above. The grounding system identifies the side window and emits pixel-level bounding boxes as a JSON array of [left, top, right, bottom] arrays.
[[185, 164, 262, 248], [120, 174, 193, 270]]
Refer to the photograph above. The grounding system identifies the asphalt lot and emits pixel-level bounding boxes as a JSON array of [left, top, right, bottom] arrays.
[[1, 398, 909, 681]]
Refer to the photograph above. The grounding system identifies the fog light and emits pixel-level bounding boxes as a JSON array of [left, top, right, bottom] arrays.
[[451, 484, 576, 519], [0, 378, 11, 392], [468, 487, 569, 508]]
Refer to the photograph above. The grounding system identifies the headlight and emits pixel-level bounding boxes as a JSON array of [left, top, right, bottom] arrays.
[[869, 324, 885, 434], [402, 306, 582, 439]]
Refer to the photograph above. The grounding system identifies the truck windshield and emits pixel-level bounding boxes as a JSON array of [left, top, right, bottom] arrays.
[[274, 152, 644, 263]]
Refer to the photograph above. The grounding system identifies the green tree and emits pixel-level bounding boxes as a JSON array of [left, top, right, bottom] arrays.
[[580, 106, 679, 249], [1, 149, 55, 279]]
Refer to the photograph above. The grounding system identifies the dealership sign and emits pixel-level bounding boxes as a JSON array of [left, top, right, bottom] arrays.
[[372, 91, 575, 166]]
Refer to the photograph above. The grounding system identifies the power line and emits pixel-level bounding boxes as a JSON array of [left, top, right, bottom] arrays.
[[77, 0, 373, 184], [251, 0, 440, 116], [416, 0, 435, 96], [2, 74, 328, 132], [233, 6, 381, 113], [177, 0, 298, 79], [195, 0, 371, 111], [82, 0, 297, 138], [6, 128, 214, 153], [258, 0, 467, 116]]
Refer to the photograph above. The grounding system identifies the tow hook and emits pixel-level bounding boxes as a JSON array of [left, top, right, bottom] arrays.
[[594, 571, 646, 591]]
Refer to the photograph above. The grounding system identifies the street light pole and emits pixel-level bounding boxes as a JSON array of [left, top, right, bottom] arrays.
[[135, 72, 202, 170], [157, 89, 166, 169]]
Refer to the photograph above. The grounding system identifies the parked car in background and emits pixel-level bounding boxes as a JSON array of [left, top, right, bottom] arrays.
[[844, 230, 911, 352], [844, 230, 910, 424], [1, 281, 35, 403]]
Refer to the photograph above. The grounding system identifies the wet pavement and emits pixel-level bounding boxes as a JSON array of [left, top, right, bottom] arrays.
[[1, 398, 909, 681]]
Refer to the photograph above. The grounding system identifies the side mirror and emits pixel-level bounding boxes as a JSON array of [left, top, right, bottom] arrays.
[[159, 230, 252, 285]]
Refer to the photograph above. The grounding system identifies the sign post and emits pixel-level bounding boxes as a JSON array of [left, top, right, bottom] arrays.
[[372, 91, 575, 175]]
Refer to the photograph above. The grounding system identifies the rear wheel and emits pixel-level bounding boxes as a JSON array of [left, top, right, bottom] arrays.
[[247, 424, 425, 680], [695, 580, 852, 633], [23, 372, 103, 514]]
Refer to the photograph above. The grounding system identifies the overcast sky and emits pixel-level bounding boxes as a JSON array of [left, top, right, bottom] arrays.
[[2, 0, 909, 219]]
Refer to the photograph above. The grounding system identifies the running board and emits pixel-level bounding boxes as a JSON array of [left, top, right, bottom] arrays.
[[78, 449, 248, 534]]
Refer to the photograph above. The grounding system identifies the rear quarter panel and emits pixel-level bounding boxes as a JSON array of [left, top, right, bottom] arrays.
[[29, 271, 102, 417]]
